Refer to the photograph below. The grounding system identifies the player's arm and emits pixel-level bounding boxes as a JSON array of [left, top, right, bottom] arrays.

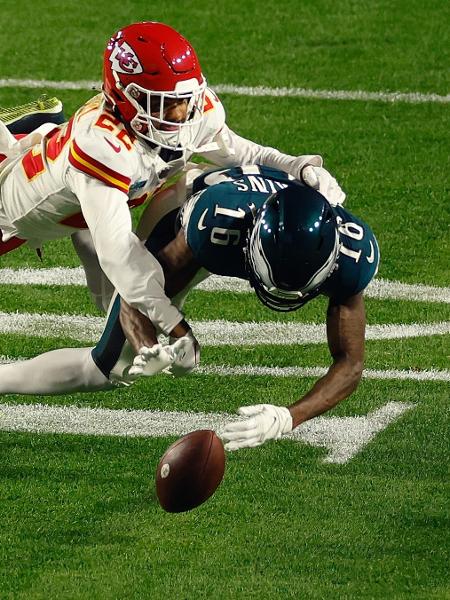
[[118, 295, 196, 379], [120, 227, 200, 348], [194, 88, 344, 204], [289, 292, 365, 427], [119, 227, 201, 376], [198, 124, 345, 205], [202, 123, 321, 171], [68, 171, 184, 336], [221, 293, 365, 450], [157, 227, 202, 298]]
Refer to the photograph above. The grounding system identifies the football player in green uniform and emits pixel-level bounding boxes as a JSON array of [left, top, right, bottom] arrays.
[[0, 164, 379, 450]]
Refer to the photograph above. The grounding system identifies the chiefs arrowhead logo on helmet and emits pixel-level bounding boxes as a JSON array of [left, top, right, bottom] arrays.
[[109, 41, 143, 75]]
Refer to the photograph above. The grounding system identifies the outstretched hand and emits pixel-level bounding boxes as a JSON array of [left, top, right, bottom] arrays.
[[220, 404, 293, 451], [164, 331, 200, 377], [127, 344, 175, 378]]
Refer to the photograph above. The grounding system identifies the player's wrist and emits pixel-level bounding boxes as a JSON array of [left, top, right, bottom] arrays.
[[168, 319, 191, 339], [279, 406, 294, 434]]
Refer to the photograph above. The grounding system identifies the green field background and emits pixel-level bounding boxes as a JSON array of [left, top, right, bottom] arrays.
[[0, 1, 449, 598]]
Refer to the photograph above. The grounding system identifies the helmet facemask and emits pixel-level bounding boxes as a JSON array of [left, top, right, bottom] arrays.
[[122, 76, 206, 151]]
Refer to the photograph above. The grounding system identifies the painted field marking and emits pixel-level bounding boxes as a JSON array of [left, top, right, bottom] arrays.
[[198, 277, 450, 303], [196, 365, 450, 382], [0, 78, 448, 104], [0, 311, 448, 345], [0, 355, 448, 382], [0, 267, 87, 287], [297, 401, 415, 463], [0, 268, 448, 304], [0, 401, 414, 464]]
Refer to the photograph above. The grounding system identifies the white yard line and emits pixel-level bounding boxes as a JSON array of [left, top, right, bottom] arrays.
[[0, 355, 447, 382], [214, 85, 450, 105], [0, 310, 448, 345], [0, 78, 101, 91], [365, 279, 450, 303], [0, 401, 414, 464], [0, 267, 87, 286], [196, 365, 450, 382], [0, 78, 448, 104], [192, 320, 450, 345], [0, 267, 449, 303], [0, 267, 86, 286]]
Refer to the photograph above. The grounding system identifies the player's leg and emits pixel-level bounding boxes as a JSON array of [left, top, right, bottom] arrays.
[[0, 95, 65, 134], [71, 230, 115, 312], [0, 347, 113, 395], [91, 293, 137, 385], [0, 295, 131, 395]]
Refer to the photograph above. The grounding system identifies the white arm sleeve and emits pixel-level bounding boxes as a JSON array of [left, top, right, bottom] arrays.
[[198, 124, 323, 178], [68, 171, 183, 335]]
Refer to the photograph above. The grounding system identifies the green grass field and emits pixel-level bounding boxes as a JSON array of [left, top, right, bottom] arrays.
[[0, 1, 449, 598]]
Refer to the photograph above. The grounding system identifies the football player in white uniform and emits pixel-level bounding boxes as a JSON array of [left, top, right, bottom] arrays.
[[0, 21, 344, 365]]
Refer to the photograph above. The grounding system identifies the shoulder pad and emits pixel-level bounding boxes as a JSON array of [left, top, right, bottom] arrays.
[[323, 207, 380, 301], [69, 107, 137, 194], [198, 88, 226, 140], [180, 188, 207, 230]]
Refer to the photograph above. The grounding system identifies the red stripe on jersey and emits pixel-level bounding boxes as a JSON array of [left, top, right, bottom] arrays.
[[46, 119, 73, 161], [0, 232, 26, 256], [128, 193, 147, 209], [203, 89, 221, 113], [59, 212, 88, 229], [69, 139, 131, 193]]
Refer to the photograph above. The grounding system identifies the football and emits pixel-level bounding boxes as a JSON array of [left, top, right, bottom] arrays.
[[156, 429, 226, 513]]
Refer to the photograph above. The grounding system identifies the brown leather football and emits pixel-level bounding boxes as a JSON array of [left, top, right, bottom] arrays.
[[156, 429, 226, 512]]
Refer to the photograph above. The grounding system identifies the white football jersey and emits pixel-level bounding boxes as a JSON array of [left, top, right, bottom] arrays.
[[0, 90, 225, 247], [0, 88, 321, 334], [0, 90, 226, 334]]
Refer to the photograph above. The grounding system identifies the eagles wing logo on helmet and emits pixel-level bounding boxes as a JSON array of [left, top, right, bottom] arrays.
[[109, 41, 143, 75]]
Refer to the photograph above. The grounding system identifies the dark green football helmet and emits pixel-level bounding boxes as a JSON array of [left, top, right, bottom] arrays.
[[245, 182, 339, 311]]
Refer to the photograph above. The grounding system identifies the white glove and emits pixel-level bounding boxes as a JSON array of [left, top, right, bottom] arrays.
[[163, 331, 200, 377], [301, 165, 346, 206], [220, 404, 293, 451], [127, 344, 175, 378]]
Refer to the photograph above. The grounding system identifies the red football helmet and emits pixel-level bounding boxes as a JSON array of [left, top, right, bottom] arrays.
[[103, 22, 207, 151]]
